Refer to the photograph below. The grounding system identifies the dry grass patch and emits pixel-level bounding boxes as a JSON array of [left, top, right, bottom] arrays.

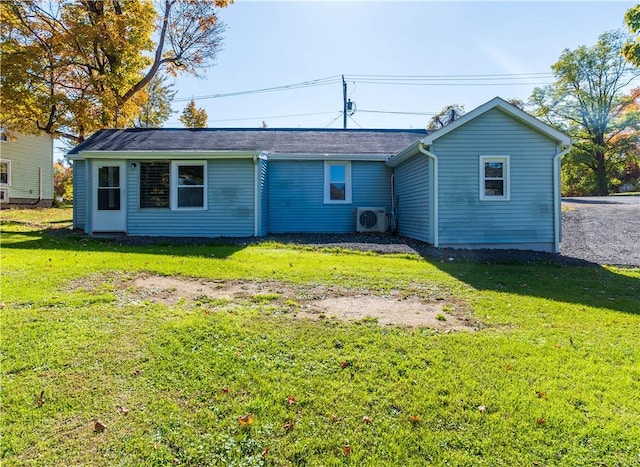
[[127, 275, 478, 331]]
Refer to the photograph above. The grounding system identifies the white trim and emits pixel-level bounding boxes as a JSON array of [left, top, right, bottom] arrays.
[[0, 188, 9, 202], [268, 153, 389, 162], [479, 155, 510, 201], [69, 150, 258, 160], [170, 161, 207, 210], [0, 159, 11, 185], [323, 161, 352, 204], [421, 97, 571, 146], [417, 143, 439, 247], [553, 145, 571, 253]]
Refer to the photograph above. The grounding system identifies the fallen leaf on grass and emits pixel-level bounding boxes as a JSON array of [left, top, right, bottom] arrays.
[[283, 421, 294, 432], [261, 446, 270, 457], [221, 387, 230, 394], [478, 405, 487, 413], [410, 415, 420, 425], [362, 416, 372, 424], [343, 444, 352, 456], [330, 415, 338, 423], [37, 390, 45, 408], [340, 361, 350, 369], [118, 406, 129, 414], [536, 391, 547, 399], [287, 396, 296, 406], [238, 413, 254, 426], [131, 369, 142, 376], [537, 418, 546, 425], [94, 420, 107, 432]]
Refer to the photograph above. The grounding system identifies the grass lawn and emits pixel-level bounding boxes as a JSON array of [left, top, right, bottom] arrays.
[[1, 208, 639, 466]]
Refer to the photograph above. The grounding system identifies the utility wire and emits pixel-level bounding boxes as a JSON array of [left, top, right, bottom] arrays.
[[175, 72, 558, 103]]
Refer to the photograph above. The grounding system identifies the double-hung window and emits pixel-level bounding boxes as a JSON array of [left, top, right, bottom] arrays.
[[0, 159, 11, 185], [139, 161, 206, 209], [324, 161, 352, 204], [479, 155, 510, 201], [172, 161, 206, 209]]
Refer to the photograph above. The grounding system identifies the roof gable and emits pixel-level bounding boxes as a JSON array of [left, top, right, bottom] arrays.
[[422, 96, 571, 146]]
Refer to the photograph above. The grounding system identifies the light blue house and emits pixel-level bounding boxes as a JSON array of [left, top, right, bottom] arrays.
[[67, 97, 571, 252]]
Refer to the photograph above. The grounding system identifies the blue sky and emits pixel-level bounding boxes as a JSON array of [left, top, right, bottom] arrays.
[[163, 1, 638, 130]]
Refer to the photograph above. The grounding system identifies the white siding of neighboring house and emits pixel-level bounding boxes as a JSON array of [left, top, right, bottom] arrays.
[[0, 132, 54, 204]]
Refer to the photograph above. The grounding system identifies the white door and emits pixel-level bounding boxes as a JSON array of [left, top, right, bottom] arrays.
[[92, 161, 126, 232]]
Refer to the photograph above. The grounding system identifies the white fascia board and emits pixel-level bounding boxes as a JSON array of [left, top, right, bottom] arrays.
[[267, 153, 390, 162], [421, 97, 571, 146], [386, 141, 421, 167], [67, 150, 259, 160]]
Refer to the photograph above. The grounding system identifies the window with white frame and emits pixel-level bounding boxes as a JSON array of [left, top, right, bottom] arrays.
[[0, 159, 11, 185], [0, 129, 7, 142], [324, 161, 352, 204], [172, 161, 206, 209], [139, 161, 206, 209], [479, 156, 510, 201]]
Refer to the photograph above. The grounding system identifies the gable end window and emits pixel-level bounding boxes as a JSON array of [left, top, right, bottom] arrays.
[[479, 156, 510, 201], [324, 161, 352, 204], [0, 159, 11, 185]]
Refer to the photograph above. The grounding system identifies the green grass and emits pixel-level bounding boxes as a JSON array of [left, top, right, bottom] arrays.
[[1, 208, 639, 466]]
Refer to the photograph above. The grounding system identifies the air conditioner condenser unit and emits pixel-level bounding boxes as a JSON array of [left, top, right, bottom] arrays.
[[356, 207, 387, 233]]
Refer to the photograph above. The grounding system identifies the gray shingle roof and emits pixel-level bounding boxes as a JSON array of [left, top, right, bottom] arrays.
[[67, 128, 427, 156]]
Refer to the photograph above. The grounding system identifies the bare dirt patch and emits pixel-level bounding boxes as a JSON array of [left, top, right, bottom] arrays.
[[126, 275, 478, 331]]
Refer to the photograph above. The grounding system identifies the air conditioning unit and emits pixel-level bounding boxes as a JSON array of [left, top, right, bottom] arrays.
[[356, 207, 387, 233], [0, 188, 8, 204]]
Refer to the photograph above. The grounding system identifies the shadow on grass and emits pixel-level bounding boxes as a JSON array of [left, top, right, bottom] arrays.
[[3, 225, 639, 316], [0, 226, 246, 259], [431, 259, 640, 316]]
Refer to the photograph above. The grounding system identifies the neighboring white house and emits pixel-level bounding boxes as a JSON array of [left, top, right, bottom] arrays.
[[0, 129, 54, 207]]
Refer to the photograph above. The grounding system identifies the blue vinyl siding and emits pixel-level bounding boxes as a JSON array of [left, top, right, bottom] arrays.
[[126, 159, 254, 237], [394, 154, 431, 242], [433, 108, 557, 250], [268, 160, 392, 233], [72, 160, 86, 230]]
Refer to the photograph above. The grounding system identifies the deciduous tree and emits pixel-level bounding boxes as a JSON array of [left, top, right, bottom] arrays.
[[179, 100, 207, 128], [623, 5, 640, 67], [427, 104, 465, 130], [133, 74, 176, 128], [0, 0, 230, 143], [529, 30, 640, 195]]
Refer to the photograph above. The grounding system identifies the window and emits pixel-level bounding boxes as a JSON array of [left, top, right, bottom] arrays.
[[324, 161, 351, 204], [172, 162, 206, 209], [0, 129, 7, 142], [140, 162, 170, 208], [97, 165, 121, 210], [479, 156, 510, 201], [139, 161, 206, 209], [0, 159, 11, 185]]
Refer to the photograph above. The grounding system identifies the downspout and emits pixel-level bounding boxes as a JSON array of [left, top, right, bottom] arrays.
[[253, 154, 259, 237], [418, 142, 439, 247], [553, 145, 571, 253]]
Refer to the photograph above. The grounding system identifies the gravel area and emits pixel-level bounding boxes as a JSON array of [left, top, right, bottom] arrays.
[[82, 196, 638, 268], [561, 197, 640, 267]]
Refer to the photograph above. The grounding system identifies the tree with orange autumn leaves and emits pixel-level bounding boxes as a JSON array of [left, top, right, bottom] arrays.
[[0, 0, 231, 143]]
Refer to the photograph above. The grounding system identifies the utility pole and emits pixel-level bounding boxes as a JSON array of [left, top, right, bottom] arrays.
[[342, 75, 347, 129]]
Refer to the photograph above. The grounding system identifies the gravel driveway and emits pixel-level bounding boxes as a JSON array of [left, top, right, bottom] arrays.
[[561, 197, 640, 267]]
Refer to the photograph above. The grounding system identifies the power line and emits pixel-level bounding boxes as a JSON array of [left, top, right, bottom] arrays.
[[174, 72, 558, 103]]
